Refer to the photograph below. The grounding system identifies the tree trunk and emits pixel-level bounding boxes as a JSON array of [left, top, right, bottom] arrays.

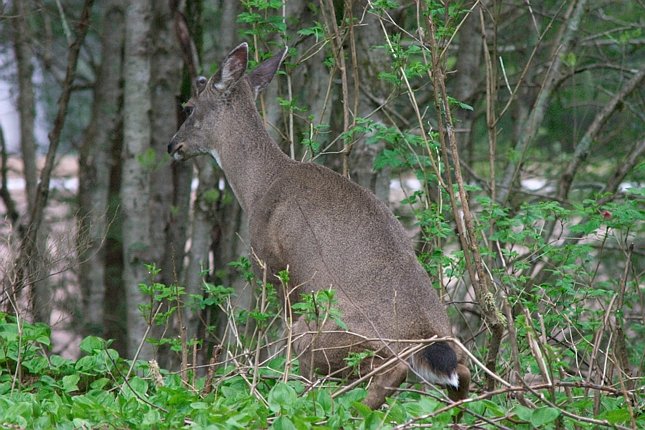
[[0, 125, 19, 225], [104, 124, 127, 357], [121, 0, 153, 359], [149, 0, 182, 276], [451, 4, 483, 165], [11, 0, 48, 323], [146, 0, 184, 369], [348, 0, 392, 202], [183, 2, 252, 357], [286, 2, 333, 162], [78, 0, 125, 337], [10, 0, 93, 323], [184, 157, 219, 331], [12, 0, 38, 211]]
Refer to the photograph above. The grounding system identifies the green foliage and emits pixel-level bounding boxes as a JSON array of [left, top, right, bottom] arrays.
[[292, 289, 347, 330], [1, 308, 643, 428], [238, 0, 286, 40]]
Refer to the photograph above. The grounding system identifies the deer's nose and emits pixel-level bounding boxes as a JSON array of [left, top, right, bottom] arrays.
[[167, 141, 183, 155]]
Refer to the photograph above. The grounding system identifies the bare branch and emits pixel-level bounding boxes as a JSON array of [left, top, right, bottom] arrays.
[[556, 68, 645, 200]]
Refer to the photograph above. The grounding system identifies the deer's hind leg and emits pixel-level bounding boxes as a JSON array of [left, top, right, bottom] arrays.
[[291, 316, 357, 379], [363, 360, 409, 409], [290, 317, 410, 409]]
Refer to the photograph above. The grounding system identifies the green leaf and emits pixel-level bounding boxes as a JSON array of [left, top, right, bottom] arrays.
[[353, 401, 373, 418], [447, 95, 474, 111], [142, 409, 163, 426], [481, 399, 505, 417], [190, 401, 210, 410], [297, 22, 324, 40], [605, 408, 631, 424], [267, 382, 297, 414], [62, 374, 80, 393], [0, 322, 19, 342], [362, 410, 385, 430], [513, 404, 533, 422], [90, 377, 110, 390], [272, 415, 297, 430], [123, 377, 149, 399], [79, 336, 106, 353], [569, 218, 600, 235], [313, 389, 333, 414], [530, 407, 560, 427]]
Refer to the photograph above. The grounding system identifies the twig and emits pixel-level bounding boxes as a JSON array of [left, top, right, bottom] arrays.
[[320, 0, 353, 176], [124, 302, 164, 383], [556, 68, 645, 200], [393, 380, 636, 430]]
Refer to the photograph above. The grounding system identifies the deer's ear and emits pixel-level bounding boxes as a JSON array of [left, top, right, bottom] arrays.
[[249, 46, 288, 98], [213, 42, 248, 91]]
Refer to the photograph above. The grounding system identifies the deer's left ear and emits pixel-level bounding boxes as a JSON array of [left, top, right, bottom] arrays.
[[195, 76, 208, 95], [213, 42, 248, 91], [249, 46, 288, 98]]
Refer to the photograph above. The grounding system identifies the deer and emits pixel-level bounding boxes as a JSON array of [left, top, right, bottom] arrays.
[[168, 42, 470, 409]]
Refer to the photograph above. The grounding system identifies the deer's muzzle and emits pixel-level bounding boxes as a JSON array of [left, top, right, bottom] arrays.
[[167, 140, 185, 161]]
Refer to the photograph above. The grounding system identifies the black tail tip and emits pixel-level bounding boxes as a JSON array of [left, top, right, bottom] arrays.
[[422, 342, 458, 376]]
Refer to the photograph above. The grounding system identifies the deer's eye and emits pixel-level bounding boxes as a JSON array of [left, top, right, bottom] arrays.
[[183, 105, 195, 116]]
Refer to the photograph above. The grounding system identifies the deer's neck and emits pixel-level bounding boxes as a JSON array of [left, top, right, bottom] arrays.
[[213, 107, 290, 213]]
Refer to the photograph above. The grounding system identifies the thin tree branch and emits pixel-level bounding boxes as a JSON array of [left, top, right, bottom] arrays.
[[320, 0, 353, 177], [424, 7, 505, 391], [599, 137, 645, 202], [556, 68, 645, 200]]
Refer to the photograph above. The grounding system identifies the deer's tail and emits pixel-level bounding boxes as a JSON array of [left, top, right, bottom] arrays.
[[409, 342, 460, 389]]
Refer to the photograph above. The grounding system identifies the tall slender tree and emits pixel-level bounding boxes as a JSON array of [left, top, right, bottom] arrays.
[[121, 0, 153, 358]]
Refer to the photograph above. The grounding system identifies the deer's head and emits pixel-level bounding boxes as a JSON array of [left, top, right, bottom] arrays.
[[168, 42, 287, 162]]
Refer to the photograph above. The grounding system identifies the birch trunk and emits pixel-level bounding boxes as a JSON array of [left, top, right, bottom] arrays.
[[121, 0, 153, 359]]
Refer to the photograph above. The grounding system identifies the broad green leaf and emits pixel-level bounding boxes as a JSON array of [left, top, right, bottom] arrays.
[[62, 374, 80, 393], [530, 407, 560, 427], [513, 404, 533, 421], [267, 382, 297, 413], [605, 408, 631, 424], [79, 336, 106, 353]]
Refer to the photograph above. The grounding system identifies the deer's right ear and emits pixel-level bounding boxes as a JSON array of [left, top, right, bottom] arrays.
[[249, 46, 288, 98], [213, 42, 248, 91]]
